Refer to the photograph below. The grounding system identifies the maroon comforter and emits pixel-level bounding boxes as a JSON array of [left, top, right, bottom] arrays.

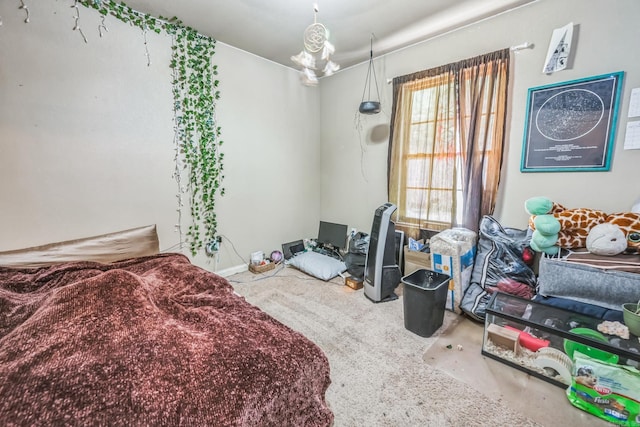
[[0, 253, 333, 426]]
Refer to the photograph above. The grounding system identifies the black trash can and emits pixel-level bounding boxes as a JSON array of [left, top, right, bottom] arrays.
[[402, 269, 451, 337]]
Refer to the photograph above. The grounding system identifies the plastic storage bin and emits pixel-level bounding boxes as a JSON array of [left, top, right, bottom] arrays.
[[429, 228, 477, 313], [402, 269, 451, 337]]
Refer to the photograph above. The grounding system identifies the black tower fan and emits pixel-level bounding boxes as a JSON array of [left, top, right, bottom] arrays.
[[364, 203, 402, 302]]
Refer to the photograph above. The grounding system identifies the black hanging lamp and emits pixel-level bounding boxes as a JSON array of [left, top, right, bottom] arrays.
[[359, 35, 381, 114]]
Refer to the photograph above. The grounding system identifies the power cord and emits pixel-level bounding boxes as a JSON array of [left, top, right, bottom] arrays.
[[227, 263, 287, 283], [218, 234, 249, 266], [160, 241, 186, 253]]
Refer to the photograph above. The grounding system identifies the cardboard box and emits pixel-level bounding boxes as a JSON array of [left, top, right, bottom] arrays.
[[431, 249, 475, 276], [403, 246, 432, 276], [345, 276, 364, 290]]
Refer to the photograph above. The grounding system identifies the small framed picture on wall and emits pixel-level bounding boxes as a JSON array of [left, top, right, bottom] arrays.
[[520, 71, 624, 172]]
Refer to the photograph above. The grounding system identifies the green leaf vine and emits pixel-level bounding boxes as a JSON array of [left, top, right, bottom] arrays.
[[79, 0, 225, 256]]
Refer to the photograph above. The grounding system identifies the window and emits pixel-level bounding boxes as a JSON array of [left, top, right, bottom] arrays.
[[388, 50, 509, 238], [403, 78, 460, 228]]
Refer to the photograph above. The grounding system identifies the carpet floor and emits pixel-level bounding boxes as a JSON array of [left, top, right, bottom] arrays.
[[228, 265, 607, 427]]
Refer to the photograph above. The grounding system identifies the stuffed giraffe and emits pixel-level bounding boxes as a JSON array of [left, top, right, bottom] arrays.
[[525, 197, 640, 255], [607, 212, 640, 253]]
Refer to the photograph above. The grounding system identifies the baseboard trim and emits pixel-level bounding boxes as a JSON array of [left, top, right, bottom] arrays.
[[216, 264, 248, 277]]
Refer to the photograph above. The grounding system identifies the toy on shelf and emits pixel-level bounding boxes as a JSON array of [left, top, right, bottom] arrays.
[[525, 196, 640, 256], [586, 223, 627, 256]]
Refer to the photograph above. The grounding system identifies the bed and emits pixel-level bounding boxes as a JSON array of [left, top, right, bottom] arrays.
[[0, 226, 333, 426]]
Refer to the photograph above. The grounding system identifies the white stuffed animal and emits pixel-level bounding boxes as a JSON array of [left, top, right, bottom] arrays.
[[586, 223, 627, 256]]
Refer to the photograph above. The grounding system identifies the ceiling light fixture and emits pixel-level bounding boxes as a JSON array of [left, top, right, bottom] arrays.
[[359, 35, 381, 114], [291, 3, 339, 86]]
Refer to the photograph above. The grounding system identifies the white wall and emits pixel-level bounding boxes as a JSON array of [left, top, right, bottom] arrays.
[[3, 0, 638, 272], [213, 45, 321, 271], [0, 2, 175, 248], [320, 0, 640, 234], [0, 1, 320, 272]]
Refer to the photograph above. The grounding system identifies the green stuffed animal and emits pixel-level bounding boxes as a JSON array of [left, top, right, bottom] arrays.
[[525, 196, 623, 255], [525, 197, 562, 255]]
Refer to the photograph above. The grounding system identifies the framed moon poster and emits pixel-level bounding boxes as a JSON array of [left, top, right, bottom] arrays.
[[520, 71, 624, 172]]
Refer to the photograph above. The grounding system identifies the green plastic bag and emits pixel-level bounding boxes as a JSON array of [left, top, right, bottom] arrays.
[[567, 351, 640, 426]]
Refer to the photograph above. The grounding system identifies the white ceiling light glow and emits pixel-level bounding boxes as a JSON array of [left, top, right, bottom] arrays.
[[291, 3, 339, 86]]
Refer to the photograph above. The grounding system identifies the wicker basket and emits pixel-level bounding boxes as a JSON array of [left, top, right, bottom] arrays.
[[249, 262, 275, 274]]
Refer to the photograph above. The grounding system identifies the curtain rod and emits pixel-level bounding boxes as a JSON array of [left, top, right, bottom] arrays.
[[386, 42, 532, 84], [510, 41, 533, 51]]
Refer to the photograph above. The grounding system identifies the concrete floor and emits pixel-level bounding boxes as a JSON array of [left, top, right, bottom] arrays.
[[424, 316, 612, 426]]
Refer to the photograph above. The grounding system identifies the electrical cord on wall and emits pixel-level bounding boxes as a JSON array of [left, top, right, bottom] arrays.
[[353, 104, 391, 184], [161, 234, 246, 267], [218, 234, 249, 266], [163, 234, 301, 280], [353, 110, 370, 183], [160, 242, 186, 253]]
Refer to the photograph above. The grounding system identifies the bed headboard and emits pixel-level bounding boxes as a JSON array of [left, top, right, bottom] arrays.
[[0, 225, 160, 268]]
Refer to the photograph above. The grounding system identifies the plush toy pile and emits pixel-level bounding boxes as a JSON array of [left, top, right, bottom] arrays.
[[525, 196, 640, 256]]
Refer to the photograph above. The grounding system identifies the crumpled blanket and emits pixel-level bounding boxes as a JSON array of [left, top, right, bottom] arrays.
[[0, 253, 333, 426]]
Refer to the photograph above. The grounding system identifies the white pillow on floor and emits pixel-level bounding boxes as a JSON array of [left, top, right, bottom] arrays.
[[287, 251, 347, 281]]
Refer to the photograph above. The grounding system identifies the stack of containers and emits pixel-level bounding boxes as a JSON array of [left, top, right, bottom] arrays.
[[429, 228, 477, 313]]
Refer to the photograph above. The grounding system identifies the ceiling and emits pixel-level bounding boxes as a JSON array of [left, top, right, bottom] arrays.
[[122, 0, 536, 71]]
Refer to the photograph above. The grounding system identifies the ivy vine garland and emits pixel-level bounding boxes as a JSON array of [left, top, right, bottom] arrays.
[[74, 0, 225, 256]]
